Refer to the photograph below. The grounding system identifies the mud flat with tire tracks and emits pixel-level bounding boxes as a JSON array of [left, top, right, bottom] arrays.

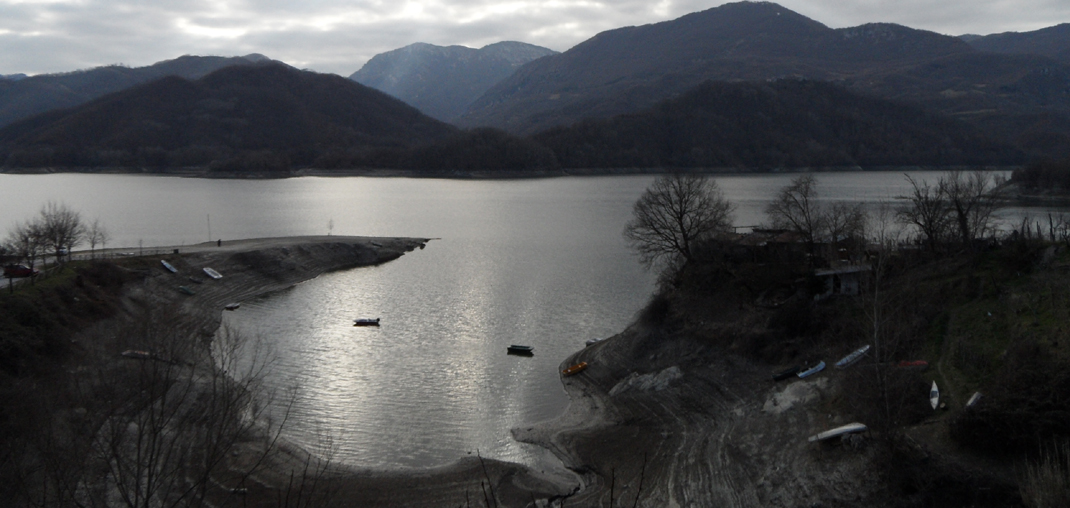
[[126, 236, 884, 507]]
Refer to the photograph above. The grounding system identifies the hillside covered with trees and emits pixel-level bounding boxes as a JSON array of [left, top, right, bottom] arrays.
[[0, 71, 1022, 174], [536, 80, 1022, 169]]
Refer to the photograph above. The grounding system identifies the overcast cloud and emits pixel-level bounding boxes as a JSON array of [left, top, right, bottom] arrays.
[[1, 0, 1068, 77]]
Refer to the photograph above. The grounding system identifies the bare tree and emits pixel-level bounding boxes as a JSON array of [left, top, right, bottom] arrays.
[[824, 202, 867, 242], [898, 175, 952, 252], [624, 173, 735, 269], [5, 220, 46, 272], [765, 174, 868, 260], [765, 174, 823, 249], [87, 219, 110, 260], [942, 170, 1003, 247], [37, 202, 84, 263]]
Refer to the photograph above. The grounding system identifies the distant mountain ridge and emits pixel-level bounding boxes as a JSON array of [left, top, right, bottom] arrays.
[[0, 63, 457, 171], [0, 54, 274, 128], [455, 1, 1070, 158], [456, 2, 978, 133], [350, 41, 556, 121], [964, 24, 1070, 64], [535, 79, 1021, 169]]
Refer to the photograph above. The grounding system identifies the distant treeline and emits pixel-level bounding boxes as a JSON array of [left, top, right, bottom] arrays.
[[0, 68, 1025, 173], [1011, 157, 1070, 191]]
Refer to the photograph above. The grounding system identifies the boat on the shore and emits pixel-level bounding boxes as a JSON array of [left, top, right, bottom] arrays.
[[120, 350, 153, 360], [772, 365, 802, 381], [562, 362, 588, 376], [797, 361, 825, 378], [353, 318, 380, 326], [930, 381, 940, 410], [585, 337, 604, 347], [898, 360, 929, 371], [807, 422, 867, 442], [161, 260, 177, 273], [224, 303, 240, 311], [507, 345, 534, 355], [203, 267, 223, 279], [835, 345, 870, 369]]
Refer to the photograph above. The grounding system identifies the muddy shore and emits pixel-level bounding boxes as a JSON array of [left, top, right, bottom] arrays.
[[126, 236, 884, 507]]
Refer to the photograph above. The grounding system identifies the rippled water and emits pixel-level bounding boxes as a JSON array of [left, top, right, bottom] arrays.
[[1, 170, 1057, 470]]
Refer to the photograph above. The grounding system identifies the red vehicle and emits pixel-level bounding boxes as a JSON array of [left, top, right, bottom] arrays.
[[3, 264, 39, 278]]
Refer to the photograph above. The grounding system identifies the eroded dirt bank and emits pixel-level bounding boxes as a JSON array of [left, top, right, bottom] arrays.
[[514, 321, 885, 508]]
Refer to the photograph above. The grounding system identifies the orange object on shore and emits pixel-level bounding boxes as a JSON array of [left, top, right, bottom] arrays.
[[562, 362, 588, 376]]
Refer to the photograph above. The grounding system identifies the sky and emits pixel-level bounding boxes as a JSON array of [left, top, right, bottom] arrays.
[[1, 0, 1068, 77]]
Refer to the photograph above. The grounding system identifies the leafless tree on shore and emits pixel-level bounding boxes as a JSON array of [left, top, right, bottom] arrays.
[[624, 173, 734, 269]]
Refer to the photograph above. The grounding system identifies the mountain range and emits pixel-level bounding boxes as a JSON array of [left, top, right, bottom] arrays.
[[350, 42, 556, 122], [454, 2, 1070, 159], [2, 0, 1070, 171], [963, 24, 1070, 64], [0, 54, 272, 129], [0, 63, 457, 171]]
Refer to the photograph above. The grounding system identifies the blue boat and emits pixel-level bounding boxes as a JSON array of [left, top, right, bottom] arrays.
[[797, 361, 825, 378], [835, 345, 870, 369]]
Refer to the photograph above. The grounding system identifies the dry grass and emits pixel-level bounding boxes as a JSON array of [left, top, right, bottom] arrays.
[[1020, 442, 1070, 508]]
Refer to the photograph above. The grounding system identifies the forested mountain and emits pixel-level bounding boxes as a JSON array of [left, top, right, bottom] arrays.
[[964, 24, 1070, 64], [350, 42, 556, 121], [0, 63, 458, 172], [0, 54, 272, 128], [456, 1, 1070, 158], [535, 80, 1021, 169]]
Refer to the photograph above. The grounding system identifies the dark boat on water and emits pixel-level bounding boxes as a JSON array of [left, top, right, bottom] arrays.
[[353, 318, 380, 326], [507, 345, 534, 355]]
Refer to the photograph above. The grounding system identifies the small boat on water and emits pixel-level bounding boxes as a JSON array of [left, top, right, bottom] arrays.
[[224, 303, 240, 311], [835, 345, 870, 369], [772, 365, 802, 381], [161, 260, 177, 273], [507, 345, 534, 355], [966, 392, 982, 408], [353, 318, 380, 326], [562, 362, 588, 376], [808, 422, 867, 442], [203, 267, 223, 279], [797, 361, 826, 378], [930, 381, 940, 410], [188, 276, 203, 284], [178, 286, 196, 295]]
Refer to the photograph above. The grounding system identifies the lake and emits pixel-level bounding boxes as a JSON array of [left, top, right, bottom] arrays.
[[0, 170, 1055, 471]]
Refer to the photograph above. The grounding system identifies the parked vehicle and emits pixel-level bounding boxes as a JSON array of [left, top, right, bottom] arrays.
[[3, 264, 38, 278]]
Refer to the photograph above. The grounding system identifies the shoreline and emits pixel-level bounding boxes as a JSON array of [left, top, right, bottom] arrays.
[[126, 235, 582, 506], [0, 164, 1021, 180]]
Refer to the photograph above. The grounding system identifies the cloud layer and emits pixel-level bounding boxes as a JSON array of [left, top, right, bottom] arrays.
[[1, 0, 1068, 76]]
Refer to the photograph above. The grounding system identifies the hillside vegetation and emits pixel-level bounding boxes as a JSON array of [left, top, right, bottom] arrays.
[[0, 54, 270, 128], [457, 2, 1070, 158], [0, 73, 1021, 173], [536, 80, 1022, 169]]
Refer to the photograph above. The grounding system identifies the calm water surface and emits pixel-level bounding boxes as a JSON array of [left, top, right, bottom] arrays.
[[0, 170, 1052, 470]]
